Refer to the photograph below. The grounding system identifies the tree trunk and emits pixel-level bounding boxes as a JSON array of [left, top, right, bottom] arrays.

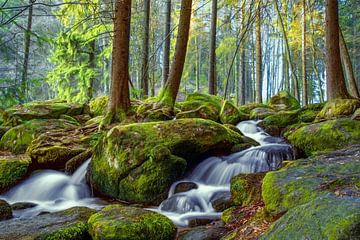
[[302, 0, 308, 105], [21, 0, 33, 103], [208, 0, 217, 95], [162, 0, 171, 86], [108, 0, 131, 123], [141, 0, 150, 98], [255, 2, 262, 104], [339, 28, 360, 98], [325, 0, 350, 100], [158, 0, 192, 107], [87, 40, 96, 101], [239, 0, 246, 105]]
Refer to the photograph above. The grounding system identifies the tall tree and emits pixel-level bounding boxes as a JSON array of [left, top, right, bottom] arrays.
[[255, 1, 262, 103], [325, 0, 350, 100], [239, 0, 246, 105], [162, 0, 171, 86], [141, 0, 150, 98], [107, 0, 131, 123], [302, 0, 308, 105], [157, 0, 192, 107], [208, 0, 217, 95]]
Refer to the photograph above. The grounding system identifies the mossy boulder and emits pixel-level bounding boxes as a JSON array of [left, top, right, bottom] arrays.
[[284, 118, 360, 156], [0, 119, 77, 154], [250, 107, 276, 120], [89, 96, 109, 116], [0, 153, 30, 193], [351, 108, 360, 121], [231, 173, 266, 207], [316, 98, 360, 121], [0, 207, 96, 240], [297, 103, 325, 123], [176, 105, 218, 122], [220, 100, 248, 125], [261, 111, 299, 136], [90, 118, 243, 204], [88, 205, 176, 240], [262, 144, 360, 215], [269, 91, 300, 111], [2, 99, 88, 127], [0, 126, 10, 139], [27, 124, 99, 169], [0, 199, 12, 221], [260, 196, 360, 240], [238, 103, 269, 115]]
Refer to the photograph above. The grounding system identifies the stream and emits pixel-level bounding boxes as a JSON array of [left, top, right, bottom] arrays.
[[0, 120, 294, 227]]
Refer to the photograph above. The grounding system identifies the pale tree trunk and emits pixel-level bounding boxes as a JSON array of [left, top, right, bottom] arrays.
[[208, 0, 217, 95], [162, 0, 171, 86], [141, 0, 150, 98], [158, 0, 192, 107], [325, 0, 350, 100], [21, 0, 33, 103], [239, 0, 246, 105], [339, 28, 360, 98], [302, 0, 308, 105], [87, 40, 96, 101], [255, 1, 262, 104], [107, 0, 131, 123]]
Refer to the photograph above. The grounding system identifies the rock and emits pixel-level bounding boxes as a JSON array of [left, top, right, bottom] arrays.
[[210, 191, 232, 212], [260, 196, 360, 240], [269, 91, 300, 111], [250, 107, 276, 120], [88, 205, 176, 240], [11, 202, 37, 210], [0, 153, 30, 193], [230, 137, 259, 153], [220, 100, 248, 125], [316, 98, 360, 121], [176, 105, 219, 122], [262, 144, 360, 215], [0, 119, 77, 154], [284, 118, 360, 156], [27, 124, 99, 169], [2, 100, 88, 127], [298, 103, 325, 123], [0, 207, 96, 239], [238, 103, 269, 115], [352, 108, 360, 120], [261, 111, 299, 136], [174, 181, 198, 194], [89, 96, 108, 116], [178, 225, 229, 240], [0, 199, 12, 221], [65, 149, 92, 173], [90, 118, 243, 204], [231, 172, 265, 207]]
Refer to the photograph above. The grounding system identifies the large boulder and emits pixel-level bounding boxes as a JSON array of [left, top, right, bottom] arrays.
[[284, 118, 360, 156], [0, 119, 78, 154], [261, 111, 299, 136], [316, 98, 360, 121], [2, 99, 89, 127], [220, 100, 248, 125], [88, 205, 176, 240], [250, 107, 276, 120], [298, 103, 325, 123], [260, 196, 360, 240], [90, 118, 243, 204], [0, 153, 30, 193], [269, 91, 300, 111], [0, 207, 96, 239], [262, 144, 360, 215], [89, 96, 109, 116], [0, 199, 12, 221]]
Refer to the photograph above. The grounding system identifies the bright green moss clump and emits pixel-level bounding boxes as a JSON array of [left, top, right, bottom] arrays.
[[0, 154, 30, 192], [88, 205, 177, 240], [89, 96, 109, 116], [41, 222, 90, 240], [220, 100, 249, 125], [231, 173, 265, 207], [316, 98, 360, 121], [269, 91, 300, 111]]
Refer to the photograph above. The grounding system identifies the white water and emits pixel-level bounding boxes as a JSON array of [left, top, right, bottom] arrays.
[[0, 159, 102, 218], [156, 120, 294, 226]]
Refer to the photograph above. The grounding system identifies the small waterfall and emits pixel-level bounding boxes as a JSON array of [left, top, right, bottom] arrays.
[[0, 159, 101, 218], [156, 120, 294, 226]]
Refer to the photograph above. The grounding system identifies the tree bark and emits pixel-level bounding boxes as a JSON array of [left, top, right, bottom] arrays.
[[339, 28, 360, 98], [208, 0, 217, 95], [325, 0, 350, 100], [255, 1, 262, 104], [302, 0, 308, 105], [162, 0, 171, 86], [21, 0, 33, 103], [108, 0, 131, 122], [239, 0, 246, 105], [87, 40, 96, 101], [141, 0, 150, 98], [158, 0, 192, 107]]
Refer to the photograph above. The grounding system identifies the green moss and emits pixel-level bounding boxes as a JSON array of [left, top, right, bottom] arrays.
[[221, 207, 238, 224], [88, 205, 176, 240], [59, 114, 80, 125], [250, 107, 276, 120], [220, 100, 248, 125], [231, 173, 265, 207], [238, 103, 269, 114], [262, 111, 299, 135], [0, 154, 30, 193], [89, 96, 109, 116], [269, 91, 300, 111], [316, 98, 360, 121], [41, 222, 90, 240]]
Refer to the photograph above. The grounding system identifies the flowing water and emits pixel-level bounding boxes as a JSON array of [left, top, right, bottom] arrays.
[[156, 120, 294, 226], [0, 159, 102, 218]]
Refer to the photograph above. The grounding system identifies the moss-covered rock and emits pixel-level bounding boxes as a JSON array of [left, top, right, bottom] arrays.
[[297, 103, 325, 123], [220, 100, 249, 125], [89, 96, 109, 116], [262, 144, 360, 215], [90, 118, 243, 204], [88, 205, 176, 240], [352, 108, 360, 121], [231, 173, 266, 207], [269, 91, 300, 111], [284, 118, 360, 156], [260, 196, 360, 240], [0, 199, 12, 221], [2, 99, 88, 127], [0, 207, 96, 240], [0, 153, 30, 193], [0, 126, 10, 139], [316, 98, 360, 121], [250, 107, 276, 120], [176, 105, 218, 122], [0, 119, 77, 154], [261, 111, 299, 136], [178, 225, 229, 240], [238, 103, 269, 115]]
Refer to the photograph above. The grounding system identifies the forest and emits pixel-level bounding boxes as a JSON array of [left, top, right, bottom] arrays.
[[0, 0, 359, 239]]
